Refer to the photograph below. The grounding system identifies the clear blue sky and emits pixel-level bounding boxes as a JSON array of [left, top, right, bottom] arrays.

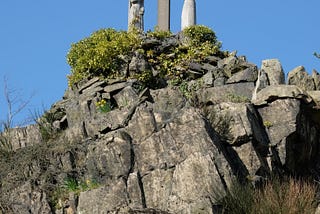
[[0, 0, 319, 126]]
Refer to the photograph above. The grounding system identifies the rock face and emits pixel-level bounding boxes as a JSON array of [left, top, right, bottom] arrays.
[[1, 37, 320, 214]]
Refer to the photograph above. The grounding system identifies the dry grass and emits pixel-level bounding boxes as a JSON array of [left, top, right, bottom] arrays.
[[219, 177, 318, 214], [253, 178, 317, 214]]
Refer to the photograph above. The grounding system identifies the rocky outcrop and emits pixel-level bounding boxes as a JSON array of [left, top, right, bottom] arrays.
[[0, 125, 42, 150], [261, 59, 285, 86], [252, 85, 313, 106], [288, 66, 316, 91], [257, 98, 320, 174], [1, 36, 320, 213]]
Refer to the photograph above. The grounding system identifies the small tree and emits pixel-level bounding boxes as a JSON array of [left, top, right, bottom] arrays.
[[0, 77, 34, 151]]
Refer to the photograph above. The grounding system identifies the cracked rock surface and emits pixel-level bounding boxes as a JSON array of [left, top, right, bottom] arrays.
[[2, 55, 320, 213]]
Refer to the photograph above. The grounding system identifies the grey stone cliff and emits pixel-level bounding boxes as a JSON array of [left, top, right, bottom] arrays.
[[1, 34, 320, 214]]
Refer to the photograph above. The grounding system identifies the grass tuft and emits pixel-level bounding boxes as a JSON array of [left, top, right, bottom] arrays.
[[218, 177, 318, 214]]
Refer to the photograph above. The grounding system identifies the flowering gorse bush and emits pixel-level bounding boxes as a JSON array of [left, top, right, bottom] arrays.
[[67, 28, 141, 86], [66, 25, 222, 87]]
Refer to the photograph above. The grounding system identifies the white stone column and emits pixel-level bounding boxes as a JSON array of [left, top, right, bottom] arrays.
[[181, 0, 196, 30], [128, 0, 144, 31]]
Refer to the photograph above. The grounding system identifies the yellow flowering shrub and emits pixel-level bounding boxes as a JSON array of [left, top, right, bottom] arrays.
[[67, 28, 141, 86], [95, 99, 112, 113]]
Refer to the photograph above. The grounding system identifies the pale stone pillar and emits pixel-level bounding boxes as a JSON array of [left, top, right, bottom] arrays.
[[128, 0, 145, 31], [181, 0, 196, 30], [157, 0, 170, 31]]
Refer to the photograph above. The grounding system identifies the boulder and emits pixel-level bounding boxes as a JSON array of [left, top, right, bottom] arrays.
[[113, 86, 139, 109], [197, 82, 254, 104], [232, 142, 268, 177], [77, 77, 101, 93], [252, 85, 312, 106], [261, 59, 285, 85], [257, 98, 320, 174], [129, 51, 151, 75], [2, 124, 42, 151], [226, 66, 258, 84], [217, 55, 237, 70], [104, 81, 135, 94], [160, 36, 179, 52], [312, 69, 320, 90], [126, 103, 158, 142], [202, 70, 214, 86], [150, 87, 186, 128], [204, 55, 221, 66], [141, 37, 161, 49], [201, 65, 227, 87], [80, 80, 106, 95], [78, 180, 129, 213], [256, 69, 269, 90], [85, 107, 130, 136], [133, 107, 233, 213], [85, 130, 133, 180], [252, 69, 270, 100], [205, 103, 253, 145], [214, 77, 227, 86], [218, 55, 252, 78], [288, 66, 315, 91], [9, 182, 51, 214], [307, 90, 320, 107], [258, 99, 300, 148]]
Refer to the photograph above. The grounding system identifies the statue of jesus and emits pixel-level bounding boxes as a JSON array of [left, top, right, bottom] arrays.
[[128, 0, 144, 31]]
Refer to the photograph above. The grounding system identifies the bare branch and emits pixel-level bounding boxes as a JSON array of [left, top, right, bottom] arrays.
[[1, 76, 34, 129]]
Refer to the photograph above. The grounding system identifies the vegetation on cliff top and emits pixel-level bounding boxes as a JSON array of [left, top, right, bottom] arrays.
[[67, 28, 141, 86], [67, 25, 222, 86]]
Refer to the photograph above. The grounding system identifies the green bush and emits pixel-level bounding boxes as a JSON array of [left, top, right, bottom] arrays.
[[146, 27, 173, 39], [181, 25, 221, 63], [183, 25, 221, 47], [67, 28, 141, 86], [66, 25, 222, 87], [145, 25, 222, 84]]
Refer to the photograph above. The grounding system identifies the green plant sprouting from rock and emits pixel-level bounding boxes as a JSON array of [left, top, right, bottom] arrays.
[[50, 177, 100, 210], [95, 99, 113, 113], [263, 120, 273, 129], [63, 177, 99, 194]]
